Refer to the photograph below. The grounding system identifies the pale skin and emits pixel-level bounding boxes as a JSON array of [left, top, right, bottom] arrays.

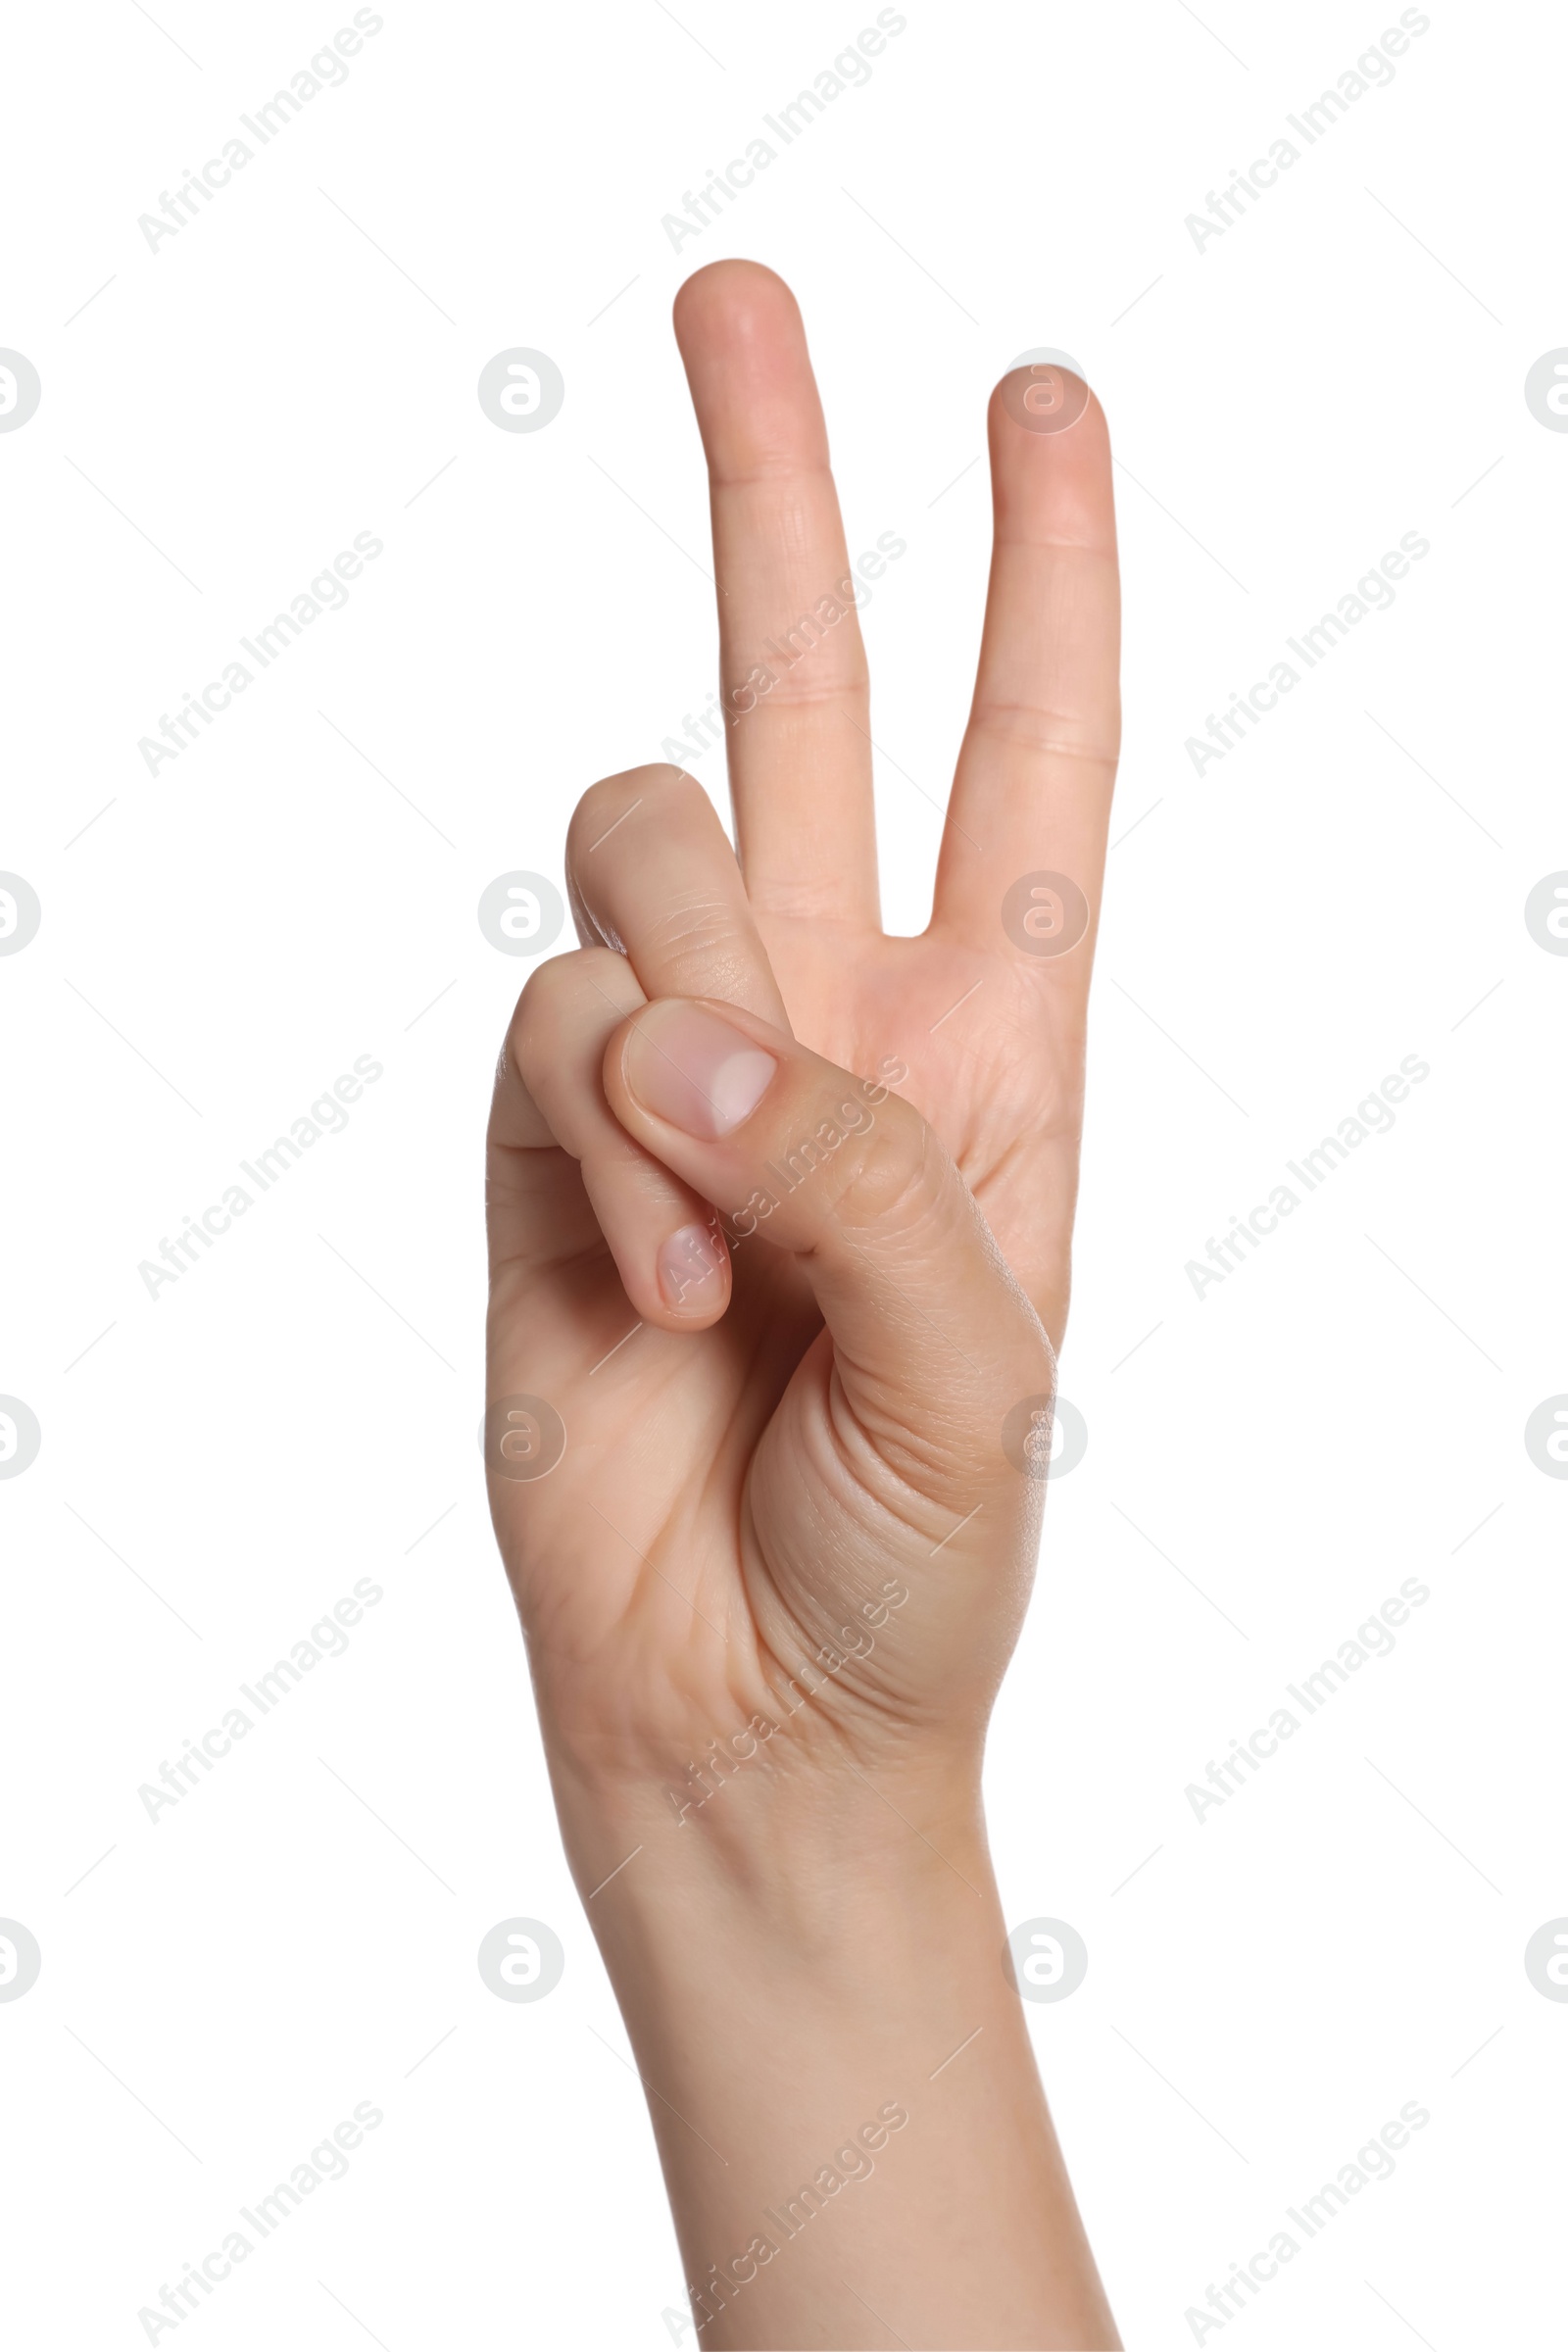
[[486, 261, 1122, 2350]]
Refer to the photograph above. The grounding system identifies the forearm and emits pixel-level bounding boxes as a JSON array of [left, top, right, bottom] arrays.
[[553, 1754, 1119, 2351]]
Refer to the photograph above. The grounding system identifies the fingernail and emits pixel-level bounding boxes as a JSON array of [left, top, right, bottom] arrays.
[[658, 1221, 726, 1310], [623, 1003, 777, 1139]]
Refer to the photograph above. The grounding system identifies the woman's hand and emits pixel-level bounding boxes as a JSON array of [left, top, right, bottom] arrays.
[[485, 260, 1120, 2351], [486, 261, 1117, 1809]]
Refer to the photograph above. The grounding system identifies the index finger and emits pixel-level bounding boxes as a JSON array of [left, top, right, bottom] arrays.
[[673, 261, 880, 930]]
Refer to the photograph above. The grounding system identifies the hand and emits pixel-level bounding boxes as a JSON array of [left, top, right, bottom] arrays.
[[485, 264, 1119, 1819], [484, 261, 1121, 2350]]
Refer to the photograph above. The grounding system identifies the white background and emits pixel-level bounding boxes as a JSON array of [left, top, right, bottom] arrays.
[[3, 0, 1565, 2345]]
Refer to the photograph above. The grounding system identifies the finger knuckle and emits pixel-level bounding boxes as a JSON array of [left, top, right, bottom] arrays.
[[503, 948, 612, 1076], [826, 1096, 943, 1240], [643, 892, 760, 997]]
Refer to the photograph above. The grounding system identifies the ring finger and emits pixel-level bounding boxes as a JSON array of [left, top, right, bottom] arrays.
[[565, 761, 791, 1030]]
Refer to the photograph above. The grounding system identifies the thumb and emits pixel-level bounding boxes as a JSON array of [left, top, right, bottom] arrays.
[[602, 997, 1054, 1502]]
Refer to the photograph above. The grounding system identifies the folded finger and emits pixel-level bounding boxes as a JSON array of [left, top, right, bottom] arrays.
[[565, 762, 790, 1029], [497, 947, 732, 1327], [602, 995, 1052, 1514]]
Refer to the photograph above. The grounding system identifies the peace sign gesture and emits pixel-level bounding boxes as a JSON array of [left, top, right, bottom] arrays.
[[485, 257, 1120, 2349], [487, 255, 1116, 1754]]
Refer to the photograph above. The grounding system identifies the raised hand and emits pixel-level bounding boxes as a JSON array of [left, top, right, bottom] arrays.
[[485, 260, 1120, 2351], [486, 261, 1117, 1792]]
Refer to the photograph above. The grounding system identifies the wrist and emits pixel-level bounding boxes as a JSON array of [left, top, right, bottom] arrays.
[[539, 1718, 1114, 2350], [543, 1729, 996, 1971], [564, 1755, 1017, 2128]]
